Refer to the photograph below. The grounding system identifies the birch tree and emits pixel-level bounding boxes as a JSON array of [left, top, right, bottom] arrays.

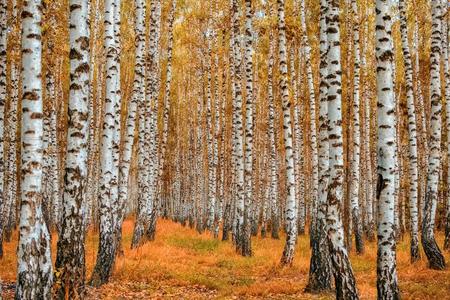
[[375, 0, 400, 297], [299, 0, 319, 240], [278, 0, 298, 265], [421, 0, 446, 270], [0, 0, 7, 258], [305, 0, 332, 291], [443, 0, 450, 252], [2, 0, 20, 255], [230, 0, 247, 255], [266, 4, 279, 239], [360, 19, 375, 241], [144, 0, 162, 241], [325, 0, 358, 298], [91, 0, 122, 286], [16, 0, 53, 297], [54, 0, 90, 296], [242, 0, 254, 257], [206, 28, 215, 231], [349, 0, 364, 255], [398, 0, 420, 262], [290, 46, 305, 236], [130, 0, 148, 248], [158, 0, 176, 223]]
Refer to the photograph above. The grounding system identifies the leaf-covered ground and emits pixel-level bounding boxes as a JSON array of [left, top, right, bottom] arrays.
[[1, 219, 450, 299]]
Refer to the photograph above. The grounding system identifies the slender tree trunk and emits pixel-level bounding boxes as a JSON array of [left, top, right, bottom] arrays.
[[277, 0, 298, 266], [267, 11, 279, 240], [130, 0, 148, 249], [213, 50, 222, 239], [375, 0, 401, 297], [54, 0, 90, 296], [219, 39, 228, 240], [91, 0, 122, 286], [290, 45, 305, 236], [3, 0, 20, 252], [305, 0, 332, 291], [241, 0, 254, 257], [16, 0, 53, 297], [361, 23, 375, 241], [43, 41, 61, 231], [421, 0, 446, 270], [442, 0, 450, 251], [206, 30, 215, 231], [325, 0, 359, 298], [231, 0, 246, 254], [349, 0, 364, 255], [144, 0, 162, 241], [0, 0, 7, 259], [157, 0, 176, 224], [300, 0, 319, 243], [399, 0, 420, 262]]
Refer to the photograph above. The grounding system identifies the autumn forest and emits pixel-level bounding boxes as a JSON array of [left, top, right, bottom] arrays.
[[0, 0, 450, 299]]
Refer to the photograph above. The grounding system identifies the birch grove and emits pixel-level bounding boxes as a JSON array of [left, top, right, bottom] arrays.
[[0, 0, 449, 298]]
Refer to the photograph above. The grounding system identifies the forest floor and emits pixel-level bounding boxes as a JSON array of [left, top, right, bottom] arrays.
[[1, 219, 450, 299]]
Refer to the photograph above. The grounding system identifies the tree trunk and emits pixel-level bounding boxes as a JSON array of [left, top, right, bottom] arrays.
[[130, 0, 149, 248], [231, 0, 247, 254], [441, 0, 450, 251], [349, 0, 364, 255], [278, 0, 298, 266], [2, 0, 20, 256], [325, 0, 359, 298], [375, 0, 401, 297], [0, 0, 7, 259], [144, 0, 162, 242], [158, 0, 176, 224], [54, 0, 90, 296], [242, 0, 254, 257], [399, 0, 420, 262], [421, 0, 446, 270], [16, 0, 53, 297], [90, 0, 122, 286], [265, 4, 279, 240], [305, 0, 332, 292]]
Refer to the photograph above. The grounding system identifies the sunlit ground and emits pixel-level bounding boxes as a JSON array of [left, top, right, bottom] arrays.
[[1, 218, 449, 299]]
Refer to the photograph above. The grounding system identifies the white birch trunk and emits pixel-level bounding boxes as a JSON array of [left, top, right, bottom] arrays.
[[375, 0, 400, 296], [266, 9, 279, 239], [0, 0, 7, 259], [443, 0, 450, 251], [91, 0, 122, 286], [278, 0, 298, 265], [399, 0, 421, 262], [55, 0, 90, 296], [144, 0, 162, 241], [325, 0, 358, 297], [349, 0, 364, 255], [421, 0, 446, 270], [305, 0, 332, 291], [242, 0, 254, 256], [16, 0, 53, 297], [130, 0, 148, 249], [231, 0, 246, 254]]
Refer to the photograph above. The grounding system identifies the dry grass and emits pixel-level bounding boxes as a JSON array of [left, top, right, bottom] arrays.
[[1, 219, 450, 299]]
